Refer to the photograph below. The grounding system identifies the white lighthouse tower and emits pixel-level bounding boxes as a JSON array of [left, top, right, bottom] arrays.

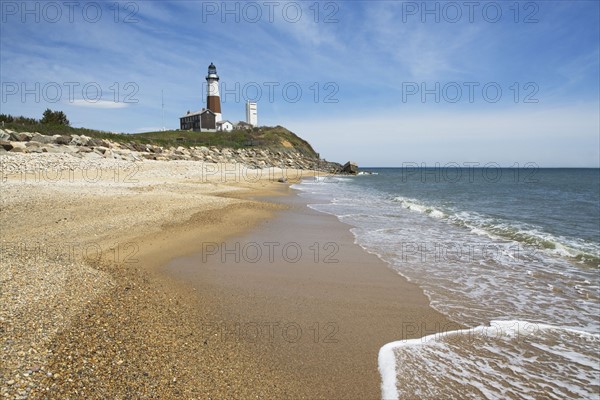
[[206, 62, 222, 122]]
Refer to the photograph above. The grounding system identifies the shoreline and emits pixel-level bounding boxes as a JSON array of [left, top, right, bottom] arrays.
[[164, 184, 460, 398]]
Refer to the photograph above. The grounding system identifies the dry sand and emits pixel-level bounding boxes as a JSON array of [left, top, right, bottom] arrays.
[[1, 153, 458, 399]]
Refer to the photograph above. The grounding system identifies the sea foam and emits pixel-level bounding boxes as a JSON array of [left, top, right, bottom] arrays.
[[379, 321, 600, 400]]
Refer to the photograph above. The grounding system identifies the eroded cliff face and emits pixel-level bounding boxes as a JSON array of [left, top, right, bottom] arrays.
[[0, 129, 342, 173]]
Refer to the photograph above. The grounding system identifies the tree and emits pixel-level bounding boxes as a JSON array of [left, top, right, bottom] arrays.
[[41, 109, 70, 126]]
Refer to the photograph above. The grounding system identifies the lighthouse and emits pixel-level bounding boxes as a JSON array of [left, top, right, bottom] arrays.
[[206, 62, 222, 122]]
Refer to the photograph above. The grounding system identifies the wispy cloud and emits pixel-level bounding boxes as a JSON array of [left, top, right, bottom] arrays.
[[69, 100, 129, 109]]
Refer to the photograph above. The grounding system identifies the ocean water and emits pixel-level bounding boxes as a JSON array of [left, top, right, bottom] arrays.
[[292, 168, 600, 400]]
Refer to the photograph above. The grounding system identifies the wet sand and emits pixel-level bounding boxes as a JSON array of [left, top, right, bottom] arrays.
[[166, 186, 460, 399]]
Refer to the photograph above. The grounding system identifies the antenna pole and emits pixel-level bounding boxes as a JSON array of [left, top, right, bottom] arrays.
[[161, 89, 165, 131]]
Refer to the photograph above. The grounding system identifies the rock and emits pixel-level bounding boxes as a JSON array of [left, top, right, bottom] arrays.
[[0, 139, 13, 151], [0, 131, 10, 141], [113, 149, 132, 156], [94, 146, 108, 154], [341, 161, 359, 175], [76, 146, 93, 153], [9, 142, 27, 152], [88, 138, 110, 148], [277, 177, 288, 183], [41, 145, 65, 154], [10, 132, 33, 142], [27, 147, 44, 153], [129, 142, 147, 152], [71, 134, 91, 146], [54, 135, 72, 145], [30, 133, 55, 144], [103, 149, 116, 159]]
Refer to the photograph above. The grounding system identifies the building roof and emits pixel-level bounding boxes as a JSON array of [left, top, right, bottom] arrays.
[[180, 109, 216, 118], [235, 121, 252, 126], [216, 120, 233, 125]]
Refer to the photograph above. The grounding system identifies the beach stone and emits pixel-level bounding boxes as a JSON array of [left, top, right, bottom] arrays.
[[88, 138, 110, 148], [342, 161, 359, 175], [9, 142, 27, 152], [54, 135, 72, 145], [0, 139, 13, 151], [130, 142, 147, 152], [103, 149, 115, 159], [30, 133, 54, 144], [10, 132, 33, 142], [8, 132, 20, 141], [41, 145, 67, 154], [71, 135, 91, 146]]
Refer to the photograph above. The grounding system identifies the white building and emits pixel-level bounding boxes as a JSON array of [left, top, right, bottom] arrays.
[[216, 120, 234, 132], [245, 101, 257, 127]]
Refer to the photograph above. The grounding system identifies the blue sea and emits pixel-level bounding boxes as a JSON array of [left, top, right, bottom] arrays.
[[293, 168, 600, 399]]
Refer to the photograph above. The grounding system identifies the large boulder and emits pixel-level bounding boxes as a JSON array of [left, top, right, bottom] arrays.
[[93, 146, 109, 155], [30, 133, 55, 144], [25, 141, 42, 148], [341, 161, 359, 175], [9, 142, 27, 152], [41, 145, 65, 154], [130, 142, 148, 152], [88, 138, 110, 148], [9, 132, 33, 142], [70, 135, 91, 146], [0, 140, 13, 151], [54, 135, 72, 145]]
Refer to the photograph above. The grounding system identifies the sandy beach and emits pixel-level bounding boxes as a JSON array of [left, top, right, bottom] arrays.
[[1, 154, 458, 399]]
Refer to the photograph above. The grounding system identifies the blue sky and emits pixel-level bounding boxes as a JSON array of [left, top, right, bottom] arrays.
[[1, 0, 599, 166]]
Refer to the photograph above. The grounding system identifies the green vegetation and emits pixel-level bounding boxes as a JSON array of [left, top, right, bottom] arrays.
[[0, 111, 319, 158]]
